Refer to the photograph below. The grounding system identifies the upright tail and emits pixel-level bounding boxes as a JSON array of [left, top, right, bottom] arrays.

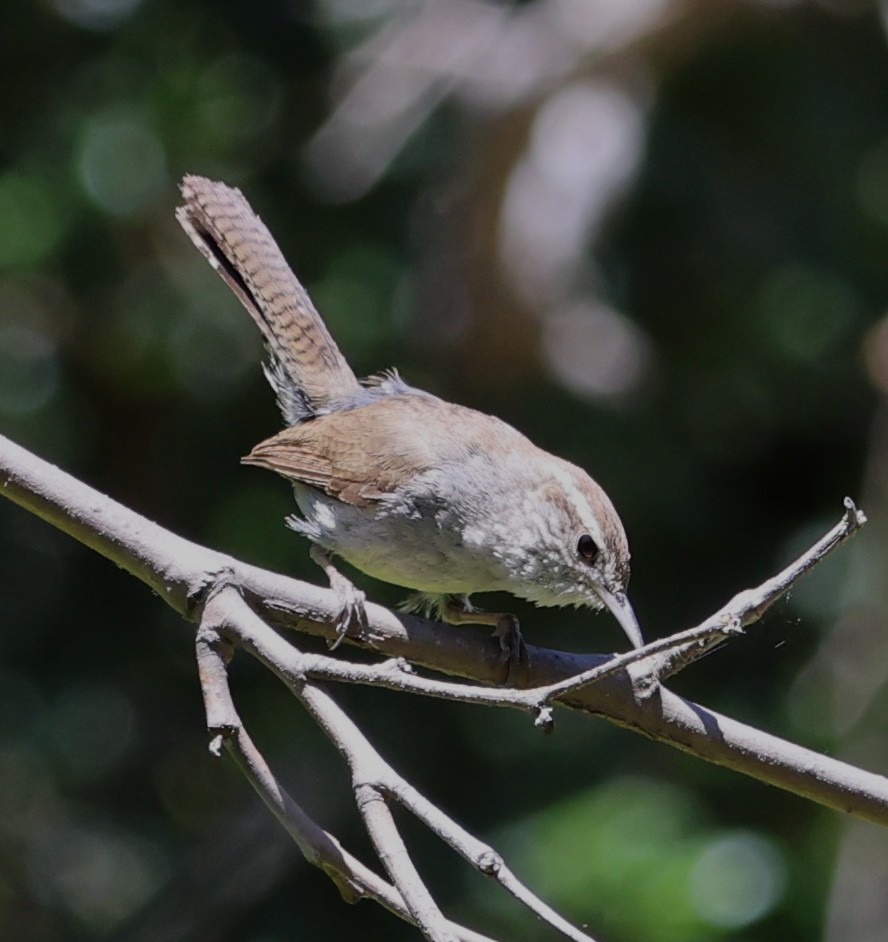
[[177, 175, 362, 424]]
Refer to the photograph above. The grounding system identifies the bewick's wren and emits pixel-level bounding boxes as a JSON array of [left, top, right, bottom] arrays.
[[176, 176, 642, 664]]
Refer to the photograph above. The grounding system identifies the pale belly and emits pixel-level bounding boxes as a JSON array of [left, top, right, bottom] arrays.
[[291, 484, 505, 595]]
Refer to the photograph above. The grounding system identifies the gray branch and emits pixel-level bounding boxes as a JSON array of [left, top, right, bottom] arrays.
[[195, 607, 496, 942], [207, 586, 598, 941], [2, 427, 888, 942]]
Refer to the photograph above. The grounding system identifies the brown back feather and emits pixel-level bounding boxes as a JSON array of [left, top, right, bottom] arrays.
[[242, 395, 526, 507]]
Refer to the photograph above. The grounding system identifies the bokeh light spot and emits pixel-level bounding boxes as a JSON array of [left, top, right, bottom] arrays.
[[0, 324, 59, 416], [500, 80, 645, 305], [169, 299, 257, 401], [78, 114, 167, 216], [863, 312, 888, 394], [542, 300, 652, 402], [49, 0, 143, 32], [482, 776, 706, 939], [688, 831, 787, 928], [28, 826, 167, 931], [756, 264, 857, 364]]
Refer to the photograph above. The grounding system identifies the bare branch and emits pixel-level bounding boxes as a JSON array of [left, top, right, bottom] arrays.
[[270, 631, 600, 942], [533, 497, 867, 703], [654, 496, 867, 678], [356, 783, 456, 942], [196, 593, 497, 942], [378, 776, 598, 942], [2, 431, 888, 829], [203, 585, 591, 940]]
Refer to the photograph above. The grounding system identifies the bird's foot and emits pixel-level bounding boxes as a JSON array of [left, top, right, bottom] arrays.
[[439, 595, 529, 684], [492, 613, 528, 679], [310, 545, 368, 650], [328, 578, 368, 650]]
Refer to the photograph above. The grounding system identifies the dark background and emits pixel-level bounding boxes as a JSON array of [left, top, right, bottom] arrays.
[[2, 1, 888, 940]]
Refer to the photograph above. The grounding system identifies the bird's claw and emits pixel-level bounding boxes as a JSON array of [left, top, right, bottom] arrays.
[[327, 580, 368, 650], [309, 544, 369, 650], [493, 614, 529, 684]]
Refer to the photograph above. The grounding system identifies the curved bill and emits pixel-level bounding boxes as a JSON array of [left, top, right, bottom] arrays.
[[597, 586, 644, 649]]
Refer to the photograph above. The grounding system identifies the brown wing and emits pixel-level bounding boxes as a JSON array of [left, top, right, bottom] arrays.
[[242, 394, 527, 507]]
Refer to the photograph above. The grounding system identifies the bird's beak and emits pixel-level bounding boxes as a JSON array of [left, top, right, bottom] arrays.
[[597, 586, 644, 649]]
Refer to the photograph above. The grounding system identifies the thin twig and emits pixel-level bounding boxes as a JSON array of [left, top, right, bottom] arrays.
[[356, 783, 457, 942], [300, 682, 599, 942], [654, 496, 867, 678], [2, 431, 887, 826], [209, 587, 600, 942], [531, 498, 867, 704], [219, 502, 867, 727], [196, 596, 497, 942], [381, 778, 599, 942]]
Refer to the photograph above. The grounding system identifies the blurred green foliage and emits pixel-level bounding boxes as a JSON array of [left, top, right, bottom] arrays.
[[1, 1, 887, 940]]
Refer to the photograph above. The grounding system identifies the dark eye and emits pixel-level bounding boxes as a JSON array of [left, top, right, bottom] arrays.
[[577, 534, 600, 563]]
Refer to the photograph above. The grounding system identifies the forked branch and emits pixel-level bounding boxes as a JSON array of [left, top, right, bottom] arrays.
[[2, 429, 888, 941], [201, 586, 599, 941], [195, 616, 497, 942]]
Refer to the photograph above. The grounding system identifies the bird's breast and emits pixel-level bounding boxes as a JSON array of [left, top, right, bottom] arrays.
[[292, 483, 505, 594]]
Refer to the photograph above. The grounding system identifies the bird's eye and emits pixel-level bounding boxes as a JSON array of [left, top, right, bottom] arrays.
[[577, 534, 600, 563]]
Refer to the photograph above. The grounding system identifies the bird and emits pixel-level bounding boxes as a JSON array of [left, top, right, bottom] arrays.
[[176, 175, 642, 668]]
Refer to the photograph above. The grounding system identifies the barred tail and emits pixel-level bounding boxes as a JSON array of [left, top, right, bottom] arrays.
[[177, 175, 361, 423]]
